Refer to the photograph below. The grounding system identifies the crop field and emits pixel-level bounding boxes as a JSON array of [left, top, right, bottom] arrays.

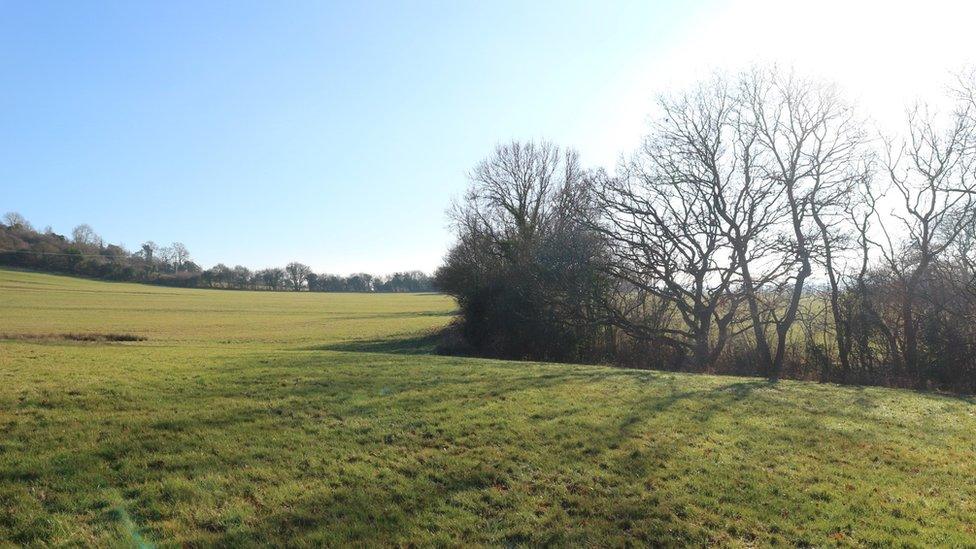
[[1, 268, 975, 546]]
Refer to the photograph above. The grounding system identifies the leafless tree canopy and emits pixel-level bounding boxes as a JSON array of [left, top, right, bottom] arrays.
[[285, 261, 313, 291], [71, 224, 103, 248], [438, 67, 976, 392]]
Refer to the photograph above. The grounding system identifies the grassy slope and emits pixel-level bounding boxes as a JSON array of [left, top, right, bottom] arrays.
[[0, 269, 974, 546]]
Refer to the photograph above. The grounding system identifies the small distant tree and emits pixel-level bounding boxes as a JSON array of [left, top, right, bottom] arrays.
[[102, 244, 128, 261], [317, 274, 347, 291], [285, 262, 312, 291], [208, 263, 233, 287], [158, 246, 175, 272], [3, 212, 32, 230], [170, 242, 190, 272], [140, 241, 159, 264], [232, 265, 252, 289], [72, 224, 102, 248], [346, 273, 374, 292], [258, 267, 286, 291], [306, 272, 320, 291]]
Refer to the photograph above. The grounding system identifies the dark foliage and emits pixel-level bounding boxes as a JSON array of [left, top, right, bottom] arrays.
[[0, 220, 433, 293], [434, 141, 612, 363]]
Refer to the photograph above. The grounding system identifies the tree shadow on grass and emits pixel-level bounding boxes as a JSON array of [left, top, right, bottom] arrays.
[[309, 332, 443, 355]]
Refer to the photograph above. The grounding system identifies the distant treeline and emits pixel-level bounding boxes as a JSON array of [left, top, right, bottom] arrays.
[[0, 216, 432, 293], [436, 67, 976, 394]]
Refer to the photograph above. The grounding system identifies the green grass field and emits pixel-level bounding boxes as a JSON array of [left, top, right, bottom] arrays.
[[1, 268, 974, 546]]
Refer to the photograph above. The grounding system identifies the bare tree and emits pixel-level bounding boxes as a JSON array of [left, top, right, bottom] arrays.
[[816, 168, 885, 380], [871, 96, 976, 383], [785, 82, 872, 381], [592, 81, 746, 369], [738, 68, 866, 380], [232, 265, 252, 289], [3, 212, 32, 230], [618, 73, 790, 377], [458, 140, 583, 253], [594, 70, 868, 379], [285, 262, 312, 291], [170, 242, 190, 272], [72, 224, 103, 248], [140, 241, 159, 264], [258, 268, 286, 291]]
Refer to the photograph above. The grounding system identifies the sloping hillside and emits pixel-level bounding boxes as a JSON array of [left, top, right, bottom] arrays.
[[1, 269, 973, 545]]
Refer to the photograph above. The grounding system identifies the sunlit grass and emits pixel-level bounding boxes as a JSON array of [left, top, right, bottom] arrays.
[[1, 268, 974, 545]]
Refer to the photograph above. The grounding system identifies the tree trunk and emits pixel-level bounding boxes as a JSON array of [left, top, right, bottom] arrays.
[[736, 245, 774, 375], [815, 213, 852, 382], [770, 258, 811, 381], [901, 293, 920, 385]]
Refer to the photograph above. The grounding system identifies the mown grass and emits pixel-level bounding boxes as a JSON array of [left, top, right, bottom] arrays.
[[1, 268, 974, 546]]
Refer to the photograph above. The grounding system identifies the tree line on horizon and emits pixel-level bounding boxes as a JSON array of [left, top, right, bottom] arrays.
[[0, 216, 433, 293], [435, 67, 976, 393]]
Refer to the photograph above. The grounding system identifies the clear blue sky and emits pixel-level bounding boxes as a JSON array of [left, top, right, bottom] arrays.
[[1, 1, 714, 273]]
